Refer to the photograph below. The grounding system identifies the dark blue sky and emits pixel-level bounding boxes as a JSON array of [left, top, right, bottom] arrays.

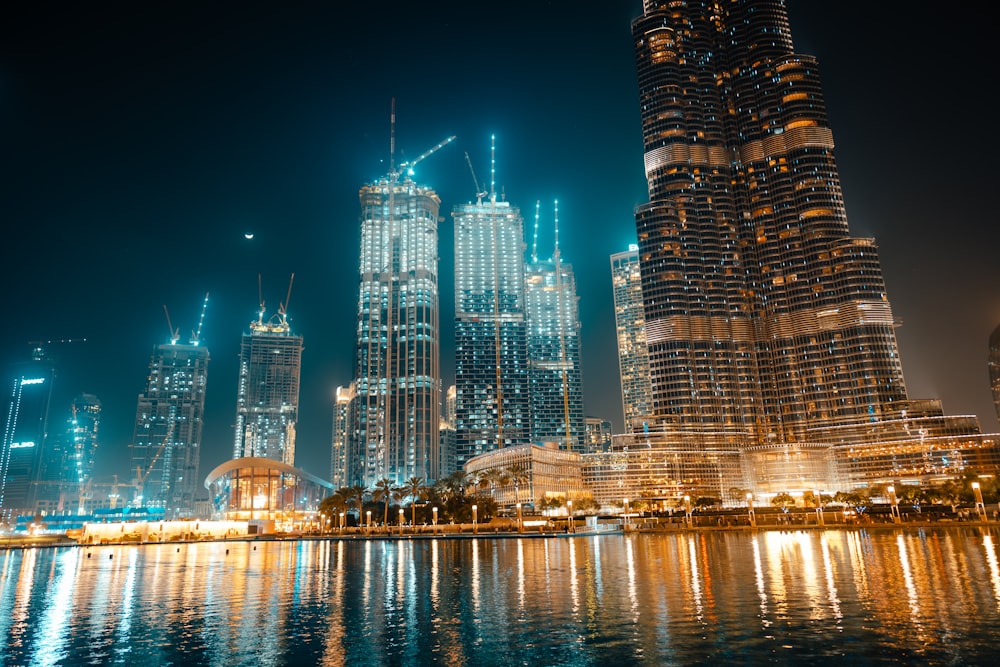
[[2, 2, 997, 484]]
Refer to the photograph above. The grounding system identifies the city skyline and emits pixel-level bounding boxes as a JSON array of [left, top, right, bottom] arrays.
[[2, 1, 997, 485]]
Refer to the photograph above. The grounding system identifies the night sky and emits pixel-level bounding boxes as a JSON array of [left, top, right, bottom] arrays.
[[2, 2, 997, 485]]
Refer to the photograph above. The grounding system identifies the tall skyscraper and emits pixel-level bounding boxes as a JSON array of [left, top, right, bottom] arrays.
[[453, 169, 530, 469], [990, 323, 1000, 422], [610, 244, 653, 432], [233, 287, 303, 467], [524, 202, 585, 452], [65, 393, 101, 513], [129, 301, 209, 518], [0, 345, 57, 520], [346, 124, 447, 488], [330, 384, 353, 488], [628, 0, 981, 490]]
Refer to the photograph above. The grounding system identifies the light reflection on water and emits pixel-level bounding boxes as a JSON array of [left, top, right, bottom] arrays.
[[1, 528, 999, 665]]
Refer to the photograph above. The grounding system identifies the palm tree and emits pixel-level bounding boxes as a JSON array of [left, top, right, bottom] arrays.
[[319, 490, 349, 532], [506, 464, 529, 505], [372, 478, 397, 528], [348, 484, 367, 523], [402, 476, 429, 527]]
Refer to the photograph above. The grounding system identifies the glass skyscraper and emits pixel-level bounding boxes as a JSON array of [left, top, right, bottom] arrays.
[[610, 244, 653, 433], [233, 297, 303, 467], [347, 162, 442, 488], [990, 324, 1000, 423], [453, 190, 530, 469], [524, 206, 584, 452]]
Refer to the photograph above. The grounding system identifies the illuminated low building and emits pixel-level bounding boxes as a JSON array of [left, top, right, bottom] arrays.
[[465, 442, 586, 510], [203, 457, 333, 532]]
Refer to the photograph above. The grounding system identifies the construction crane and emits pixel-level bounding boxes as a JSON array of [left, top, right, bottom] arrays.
[[134, 420, 174, 507], [190, 292, 209, 345], [465, 151, 488, 204], [163, 305, 180, 344]]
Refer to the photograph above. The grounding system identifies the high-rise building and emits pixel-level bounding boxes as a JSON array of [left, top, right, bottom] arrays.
[[524, 202, 585, 452], [0, 345, 57, 521], [346, 129, 445, 488], [330, 384, 353, 488], [453, 182, 530, 469], [990, 323, 1000, 422], [65, 393, 101, 513], [610, 244, 653, 433], [584, 417, 612, 453], [619, 0, 996, 494], [233, 293, 303, 467], [129, 305, 209, 518]]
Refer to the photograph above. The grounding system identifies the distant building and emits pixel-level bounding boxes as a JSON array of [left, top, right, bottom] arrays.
[[129, 314, 209, 519], [347, 150, 442, 488], [0, 345, 57, 521], [65, 393, 102, 513], [439, 385, 457, 478], [524, 204, 585, 452], [465, 442, 585, 511], [453, 185, 530, 468], [233, 294, 303, 467], [610, 245, 652, 433], [583, 417, 612, 453], [991, 324, 1000, 422], [330, 384, 353, 488]]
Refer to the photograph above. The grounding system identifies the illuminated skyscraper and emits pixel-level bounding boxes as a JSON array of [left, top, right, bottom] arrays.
[[610, 244, 653, 432], [129, 300, 209, 518], [65, 393, 101, 513], [627, 0, 994, 491], [330, 384, 353, 488], [453, 175, 530, 468], [524, 202, 584, 452], [346, 127, 448, 488], [990, 323, 1000, 422], [233, 290, 303, 466], [0, 346, 57, 520]]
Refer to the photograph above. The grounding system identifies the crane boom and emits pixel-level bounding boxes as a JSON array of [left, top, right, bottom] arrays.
[[399, 135, 457, 176]]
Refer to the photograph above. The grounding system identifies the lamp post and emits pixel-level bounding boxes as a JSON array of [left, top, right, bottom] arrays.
[[472, 504, 478, 534], [398, 508, 405, 536], [516, 503, 523, 533], [567, 499, 574, 533], [814, 490, 824, 526], [432, 506, 438, 533], [366, 510, 372, 535], [623, 497, 630, 530], [972, 482, 987, 521], [746, 493, 756, 528], [887, 485, 900, 523], [339, 511, 345, 533], [684, 495, 692, 528]]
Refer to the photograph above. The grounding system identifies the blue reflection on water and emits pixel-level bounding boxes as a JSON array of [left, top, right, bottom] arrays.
[[1, 528, 1000, 665]]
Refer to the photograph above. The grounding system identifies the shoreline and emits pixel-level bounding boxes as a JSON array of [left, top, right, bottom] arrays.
[[2, 519, 996, 550]]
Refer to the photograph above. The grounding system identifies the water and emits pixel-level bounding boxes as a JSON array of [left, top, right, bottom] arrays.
[[2, 527, 999, 666]]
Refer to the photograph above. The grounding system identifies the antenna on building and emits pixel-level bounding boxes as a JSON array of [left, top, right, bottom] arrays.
[[490, 134, 496, 201], [190, 292, 209, 345], [532, 200, 541, 263], [256, 273, 266, 327], [163, 305, 180, 344], [553, 199, 560, 258], [389, 97, 396, 178]]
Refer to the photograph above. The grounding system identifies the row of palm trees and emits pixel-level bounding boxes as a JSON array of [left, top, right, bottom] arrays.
[[317, 465, 533, 530]]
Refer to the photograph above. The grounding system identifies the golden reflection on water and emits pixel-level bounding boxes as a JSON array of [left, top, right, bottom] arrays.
[[3, 529, 1000, 665]]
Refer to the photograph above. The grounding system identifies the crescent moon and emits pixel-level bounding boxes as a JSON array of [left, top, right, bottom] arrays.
[[244, 233, 254, 240]]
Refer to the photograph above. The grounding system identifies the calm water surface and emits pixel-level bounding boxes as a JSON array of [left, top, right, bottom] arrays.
[[2, 527, 999, 666]]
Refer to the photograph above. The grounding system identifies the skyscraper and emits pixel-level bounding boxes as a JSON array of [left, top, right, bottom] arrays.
[[990, 323, 1000, 422], [330, 384, 353, 488], [524, 202, 585, 452], [346, 125, 447, 488], [233, 288, 303, 467], [129, 303, 209, 518], [0, 345, 57, 521], [610, 244, 653, 432], [626, 0, 988, 491], [453, 175, 530, 469], [65, 392, 101, 513]]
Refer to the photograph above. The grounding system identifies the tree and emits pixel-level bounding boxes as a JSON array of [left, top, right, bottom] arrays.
[[402, 476, 429, 527], [771, 492, 796, 509], [348, 484, 367, 522], [506, 464, 530, 505], [319, 490, 349, 532], [372, 478, 397, 527]]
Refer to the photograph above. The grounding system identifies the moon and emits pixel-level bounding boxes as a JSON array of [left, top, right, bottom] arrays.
[[244, 232, 254, 240]]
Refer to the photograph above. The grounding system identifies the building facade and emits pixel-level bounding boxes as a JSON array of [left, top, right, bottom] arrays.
[[233, 302, 303, 467], [330, 384, 353, 489], [347, 167, 442, 488], [990, 323, 1000, 423], [129, 336, 209, 518], [624, 0, 999, 494], [610, 245, 653, 433], [65, 393, 101, 513], [524, 214, 585, 452], [453, 191, 530, 468]]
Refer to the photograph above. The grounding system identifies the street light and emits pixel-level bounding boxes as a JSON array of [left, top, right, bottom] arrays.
[[432, 506, 438, 533], [746, 493, 756, 528], [567, 499, 574, 533], [339, 511, 345, 533], [684, 495, 692, 528], [972, 482, 987, 521], [623, 497, 630, 530], [472, 504, 478, 534], [814, 490, 824, 526], [398, 508, 405, 536], [516, 503, 523, 533], [366, 510, 372, 535], [887, 485, 900, 523]]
